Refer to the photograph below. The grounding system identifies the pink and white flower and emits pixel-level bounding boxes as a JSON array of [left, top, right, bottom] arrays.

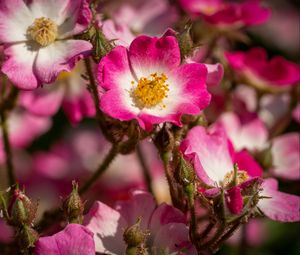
[[179, 0, 271, 28], [84, 190, 196, 254], [180, 126, 300, 222], [225, 48, 300, 91], [98, 35, 211, 130], [0, 0, 92, 90], [35, 224, 95, 255], [270, 133, 300, 180], [19, 60, 95, 124]]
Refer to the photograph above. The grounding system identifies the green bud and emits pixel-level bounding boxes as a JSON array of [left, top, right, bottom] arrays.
[[10, 189, 37, 226], [63, 182, 84, 224], [92, 28, 114, 62], [124, 218, 147, 247], [176, 24, 194, 60]]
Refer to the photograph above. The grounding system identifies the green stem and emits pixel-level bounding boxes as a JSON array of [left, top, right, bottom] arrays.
[[136, 144, 154, 195], [0, 110, 16, 187], [79, 144, 119, 195]]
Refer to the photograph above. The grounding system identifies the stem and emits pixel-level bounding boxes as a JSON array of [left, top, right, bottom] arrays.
[[238, 225, 248, 255], [136, 144, 154, 194], [0, 110, 16, 187], [162, 152, 178, 207], [79, 144, 119, 195]]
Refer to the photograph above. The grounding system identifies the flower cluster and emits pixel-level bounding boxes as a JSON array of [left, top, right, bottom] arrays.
[[0, 0, 299, 255]]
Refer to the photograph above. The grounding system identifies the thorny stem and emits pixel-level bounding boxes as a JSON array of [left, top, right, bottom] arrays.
[[79, 144, 119, 195], [136, 144, 154, 195]]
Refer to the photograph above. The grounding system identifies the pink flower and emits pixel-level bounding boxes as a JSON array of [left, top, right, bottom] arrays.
[[270, 133, 300, 180], [100, 19, 135, 47], [35, 224, 95, 255], [225, 48, 300, 91], [215, 112, 268, 152], [258, 178, 300, 222], [101, 0, 178, 35], [98, 35, 211, 130], [19, 61, 95, 124], [180, 126, 262, 214], [84, 190, 196, 254], [179, 0, 271, 27], [0, 0, 92, 90]]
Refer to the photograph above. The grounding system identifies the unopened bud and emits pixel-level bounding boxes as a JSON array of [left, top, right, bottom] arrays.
[[176, 24, 194, 60], [92, 27, 114, 62], [124, 218, 148, 247], [63, 182, 84, 224], [9, 189, 37, 226]]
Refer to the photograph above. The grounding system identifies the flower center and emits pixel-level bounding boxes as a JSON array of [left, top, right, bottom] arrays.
[[27, 17, 58, 47], [131, 73, 169, 109], [223, 170, 249, 187]]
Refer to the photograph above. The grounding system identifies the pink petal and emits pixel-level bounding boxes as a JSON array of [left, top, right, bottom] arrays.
[[205, 63, 224, 86], [149, 203, 186, 235], [84, 201, 127, 254], [19, 86, 65, 116], [35, 40, 92, 84], [271, 133, 300, 180], [180, 126, 233, 185], [234, 150, 263, 177], [226, 186, 243, 215], [258, 178, 300, 222], [115, 190, 156, 230], [2, 44, 39, 90], [129, 35, 181, 75], [153, 223, 197, 255], [35, 224, 95, 255]]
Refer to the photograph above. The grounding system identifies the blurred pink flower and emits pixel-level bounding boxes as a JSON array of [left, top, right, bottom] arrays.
[[225, 48, 300, 91], [84, 190, 196, 254], [179, 0, 271, 28], [98, 35, 211, 131], [101, 0, 178, 35], [35, 224, 95, 255], [270, 133, 300, 180], [20, 61, 95, 124], [0, 0, 92, 89], [214, 112, 268, 152]]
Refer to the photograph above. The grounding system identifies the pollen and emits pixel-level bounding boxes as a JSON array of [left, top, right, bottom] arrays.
[[223, 170, 249, 187], [131, 73, 169, 109], [27, 17, 58, 47]]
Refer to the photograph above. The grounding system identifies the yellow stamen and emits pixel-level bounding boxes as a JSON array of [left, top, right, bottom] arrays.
[[27, 17, 58, 47], [132, 73, 169, 109], [223, 170, 249, 187]]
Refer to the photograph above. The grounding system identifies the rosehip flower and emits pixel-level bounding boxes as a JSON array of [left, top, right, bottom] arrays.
[[0, 0, 92, 90], [84, 190, 196, 254], [180, 126, 262, 214], [270, 133, 300, 180], [35, 224, 95, 255], [179, 0, 271, 28], [98, 35, 211, 130], [19, 61, 95, 124], [225, 48, 300, 92], [257, 178, 300, 222]]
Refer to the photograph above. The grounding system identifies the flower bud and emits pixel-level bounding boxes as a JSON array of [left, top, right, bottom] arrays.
[[154, 126, 175, 156], [123, 218, 148, 247], [176, 24, 194, 60], [9, 189, 37, 226], [63, 182, 84, 224], [92, 27, 114, 62]]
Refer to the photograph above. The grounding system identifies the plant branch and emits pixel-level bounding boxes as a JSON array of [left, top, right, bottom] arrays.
[[136, 144, 154, 194]]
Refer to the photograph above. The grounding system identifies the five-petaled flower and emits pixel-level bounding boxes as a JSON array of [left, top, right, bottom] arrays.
[[97, 35, 211, 131], [0, 0, 92, 90]]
